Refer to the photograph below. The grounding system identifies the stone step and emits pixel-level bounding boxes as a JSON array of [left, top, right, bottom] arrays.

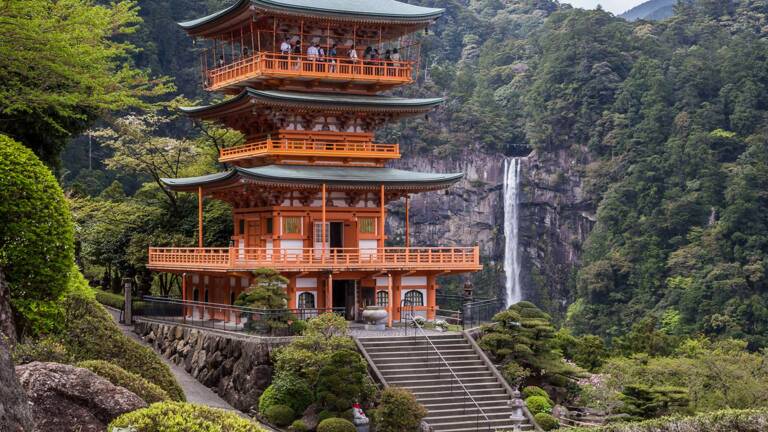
[[432, 418, 534, 431], [357, 334, 463, 343], [361, 340, 468, 349], [437, 425, 534, 432], [369, 353, 480, 363], [427, 411, 527, 424], [363, 344, 468, 353], [384, 371, 495, 381], [388, 376, 500, 387], [406, 382, 504, 393], [411, 387, 506, 399], [426, 404, 514, 416], [375, 359, 485, 368]]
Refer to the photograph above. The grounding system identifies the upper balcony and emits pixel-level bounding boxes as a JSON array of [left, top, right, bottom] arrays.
[[205, 52, 414, 93], [148, 246, 482, 274], [220, 131, 400, 166]]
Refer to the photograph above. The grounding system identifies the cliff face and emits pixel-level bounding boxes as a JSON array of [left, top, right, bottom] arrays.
[[390, 146, 595, 317]]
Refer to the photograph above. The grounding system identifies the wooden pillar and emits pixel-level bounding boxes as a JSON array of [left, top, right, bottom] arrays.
[[379, 184, 385, 249], [405, 195, 410, 248], [321, 184, 327, 258], [326, 273, 333, 310], [427, 274, 437, 321], [387, 272, 393, 327], [287, 276, 296, 311], [392, 274, 401, 323], [198, 186, 204, 248]]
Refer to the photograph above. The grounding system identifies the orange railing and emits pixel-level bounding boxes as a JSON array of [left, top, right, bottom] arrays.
[[148, 246, 481, 272], [219, 137, 400, 162], [205, 52, 414, 90]]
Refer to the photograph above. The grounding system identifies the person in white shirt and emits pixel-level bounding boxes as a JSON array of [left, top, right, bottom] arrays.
[[391, 48, 401, 65], [280, 38, 291, 55], [348, 45, 358, 62], [307, 44, 318, 61]]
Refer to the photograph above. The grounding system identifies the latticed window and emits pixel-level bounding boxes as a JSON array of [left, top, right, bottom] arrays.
[[283, 216, 302, 234], [404, 290, 424, 306], [359, 217, 376, 234], [298, 292, 315, 309], [376, 290, 389, 307]]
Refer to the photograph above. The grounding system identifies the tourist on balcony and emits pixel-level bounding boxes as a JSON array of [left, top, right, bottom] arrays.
[[363, 46, 373, 64], [280, 38, 291, 55], [307, 43, 318, 61], [293, 40, 302, 70], [242, 47, 249, 58], [384, 49, 393, 76], [218, 55, 225, 67], [328, 43, 338, 72], [391, 48, 401, 65], [317, 44, 326, 72]]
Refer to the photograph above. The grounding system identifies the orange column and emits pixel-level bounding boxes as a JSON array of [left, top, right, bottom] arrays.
[[287, 276, 296, 310], [326, 273, 333, 310], [379, 184, 385, 249], [405, 195, 410, 248], [321, 184, 327, 259], [427, 274, 437, 321], [198, 186, 204, 247], [387, 273, 393, 327]]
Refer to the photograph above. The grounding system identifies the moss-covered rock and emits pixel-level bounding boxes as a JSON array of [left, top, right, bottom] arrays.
[[0, 134, 74, 334], [109, 401, 267, 431], [60, 291, 185, 401], [265, 404, 295, 427], [77, 360, 170, 403]]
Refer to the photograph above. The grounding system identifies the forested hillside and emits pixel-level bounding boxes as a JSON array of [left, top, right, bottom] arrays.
[[48, 0, 768, 350]]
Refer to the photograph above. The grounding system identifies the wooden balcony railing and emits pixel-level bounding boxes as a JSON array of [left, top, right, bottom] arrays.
[[205, 52, 414, 91], [148, 246, 481, 272], [219, 137, 400, 162]]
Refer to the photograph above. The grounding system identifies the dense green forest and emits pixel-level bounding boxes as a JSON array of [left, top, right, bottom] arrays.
[[5, 0, 768, 349]]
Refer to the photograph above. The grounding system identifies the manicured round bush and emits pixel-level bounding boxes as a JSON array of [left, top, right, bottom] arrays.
[[77, 360, 170, 403], [534, 412, 559, 431], [526, 395, 553, 415], [373, 387, 428, 432], [258, 374, 313, 415], [317, 418, 356, 432], [265, 404, 295, 427], [318, 409, 336, 422], [109, 401, 266, 431], [0, 134, 74, 333], [290, 419, 308, 432], [60, 291, 185, 401], [523, 386, 551, 401], [316, 349, 375, 411]]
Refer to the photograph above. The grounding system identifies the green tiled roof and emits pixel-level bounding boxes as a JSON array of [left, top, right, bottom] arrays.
[[180, 88, 443, 116], [162, 165, 463, 190], [179, 0, 444, 30]]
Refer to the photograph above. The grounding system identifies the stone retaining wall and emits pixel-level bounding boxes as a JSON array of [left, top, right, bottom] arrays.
[[134, 320, 291, 414]]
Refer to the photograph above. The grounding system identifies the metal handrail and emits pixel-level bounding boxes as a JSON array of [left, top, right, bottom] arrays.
[[407, 314, 491, 431]]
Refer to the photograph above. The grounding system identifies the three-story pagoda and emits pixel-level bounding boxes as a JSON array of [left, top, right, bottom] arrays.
[[149, 0, 481, 326]]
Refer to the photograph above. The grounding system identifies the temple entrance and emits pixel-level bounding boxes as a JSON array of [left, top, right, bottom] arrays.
[[330, 222, 343, 250], [332, 280, 355, 320]]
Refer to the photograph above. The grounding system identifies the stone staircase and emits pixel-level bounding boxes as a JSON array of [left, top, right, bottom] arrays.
[[357, 333, 537, 432]]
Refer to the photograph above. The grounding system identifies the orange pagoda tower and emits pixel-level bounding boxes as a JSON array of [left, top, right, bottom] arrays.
[[148, 0, 481, 325]]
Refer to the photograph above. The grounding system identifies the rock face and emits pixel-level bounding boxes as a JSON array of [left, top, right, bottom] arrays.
[[0, 269, 17, 342], [15, 362, 145, 432], [0, 338, 32, 432], [391, 147, 594, 315], [135, 321, 288, 414]]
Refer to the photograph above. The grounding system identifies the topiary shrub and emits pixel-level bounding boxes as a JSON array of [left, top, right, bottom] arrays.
[[316, 418, 356, 432], [373, 387, 428, 432], [258, 373, 313, 415], [12, 336, 73, 364], [60, 291, 185, 401], [523, 386, 551, 401], [76, 360, 170, 403], [534, 412, 559, 431], [318, 409, 336, 422], [526, 395, 553, 415], [290, 419, 308, 432], [0, 134, 74, 334], [265, 404, 295, 427], [316, 349, 375, 412], [109, 401, 266, 431]]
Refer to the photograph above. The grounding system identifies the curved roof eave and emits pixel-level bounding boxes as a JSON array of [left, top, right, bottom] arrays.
[[161, 165, 464, 191], [178, 0, 444, 33], [179, 88, 444, 117]]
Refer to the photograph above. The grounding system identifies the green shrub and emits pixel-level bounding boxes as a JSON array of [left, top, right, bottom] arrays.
[[290, 419, 308, 432], [59, 291, 185, 401], [265, 404, 295, 427], [12, 336, 73, 364], [92, 288, 147, 314], [566, 409, 768, 432], [77, 360, 170, 403], [525, 395, 553, 415], [373, 387, 428, 432], [318, 410, 336, 422], [317, 418, 356, 432], [316, 349, 375, 412], [0, 134, 74, 334], [258, 374, 313, 414], [523, 386, 550, 401], [534, 412, 559, 431], [109, 401, 266, 431]]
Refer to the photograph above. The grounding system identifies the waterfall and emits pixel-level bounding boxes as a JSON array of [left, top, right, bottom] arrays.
[[503, 157, 522, 307]]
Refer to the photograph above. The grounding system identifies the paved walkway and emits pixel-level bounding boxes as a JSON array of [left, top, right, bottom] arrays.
[[107, 308, 238, 410]]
